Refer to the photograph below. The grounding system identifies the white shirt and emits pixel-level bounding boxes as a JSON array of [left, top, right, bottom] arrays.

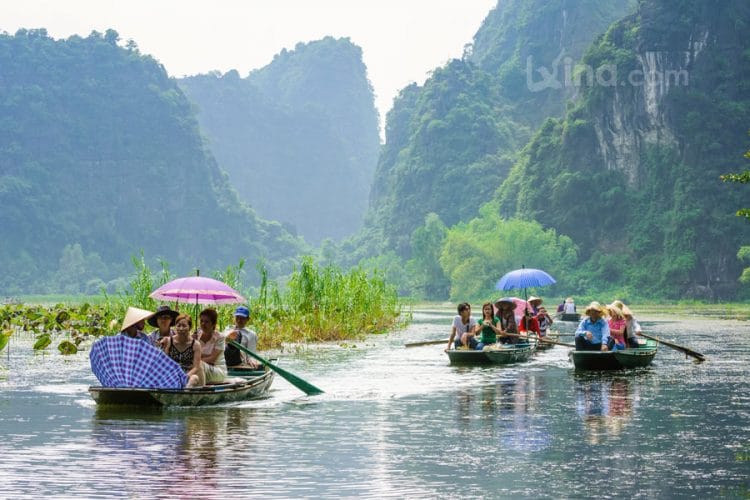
[[223, 325, 258, 365], [452, 315, 477, 336]]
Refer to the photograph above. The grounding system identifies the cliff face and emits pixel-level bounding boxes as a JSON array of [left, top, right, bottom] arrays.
[[180, 37, 380, 244], [470, 0, 636, 125], [499, 0, 750, 297], [360, 0, 634, 259]]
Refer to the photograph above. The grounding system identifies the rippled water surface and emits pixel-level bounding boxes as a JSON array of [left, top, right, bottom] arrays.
[[1, 307, 749, 498]]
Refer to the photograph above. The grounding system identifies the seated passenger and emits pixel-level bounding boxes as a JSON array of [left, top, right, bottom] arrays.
[[519, 309, 541, 338], [147, 305, 178, 347], [162, 313, 203, 388], [607, 303, 627, 351], [446, 303, 477, 350], [564, 297, 577, 314], [494, 298, 519, 344], [575, 302, 610, 351], [613, 300, 641, 348], [118, 307, 154, 342], [537, 306, 553, 337], [195, 308, 227, 384], [527, 296, 543, 315], [224, 306, 260, 369], [476, 302, 501, 350]]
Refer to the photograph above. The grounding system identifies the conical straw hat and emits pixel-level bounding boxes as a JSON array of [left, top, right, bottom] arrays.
[[120, 307, 155, 331]]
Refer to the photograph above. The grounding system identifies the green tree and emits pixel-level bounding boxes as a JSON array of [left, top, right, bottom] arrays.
[[720, 136, 750, 221], [439, 203, 578, 300], [722, 137, 750, 287], [738, 247, 750, 284], [405, 213, 450, 299]]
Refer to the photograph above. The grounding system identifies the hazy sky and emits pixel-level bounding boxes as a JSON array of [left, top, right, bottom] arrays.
[[1, 0, 497, 131]]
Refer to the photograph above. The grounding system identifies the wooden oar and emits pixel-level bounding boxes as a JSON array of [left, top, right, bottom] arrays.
[[637, 332, 705, 362], [537, 336, 576, 348], [508, 332, 575, 348], [484, 331, 576, 348], [227, 340, 324, 395], [405, 339, 450, 348]]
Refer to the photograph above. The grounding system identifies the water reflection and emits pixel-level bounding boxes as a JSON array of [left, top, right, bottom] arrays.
[[1, 308, 748, 497], [90, 407, 263, 497], [575, 376, 639, 444], [454, 373, 552, 452]]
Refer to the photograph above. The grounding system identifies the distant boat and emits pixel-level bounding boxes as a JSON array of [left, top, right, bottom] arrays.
[[445, 341, 536, 365], [89, 367, 274, 407], [557, 312, 581, 322], [568, 339, 657, 370]]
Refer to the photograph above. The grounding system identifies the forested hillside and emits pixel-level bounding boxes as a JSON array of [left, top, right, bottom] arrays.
[[346, 0, 750, 301], [360, 0, 634, 259], [0, 29, 303, 294], [498, 0, 750, 298], [180, 37, 380, 244]]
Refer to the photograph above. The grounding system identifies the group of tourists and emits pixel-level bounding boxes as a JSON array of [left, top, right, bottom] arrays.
[[447, 296, 553, 351], [448, 296, 643, 353], [574, 300, 642, 352], [117, 304, 261, 387]]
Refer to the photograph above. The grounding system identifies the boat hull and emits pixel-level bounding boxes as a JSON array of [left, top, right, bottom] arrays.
[[89, 368, 274, 407], [559, 313, 581, 322], [446, 342, 536, 365], [569, 340, 657, 370]]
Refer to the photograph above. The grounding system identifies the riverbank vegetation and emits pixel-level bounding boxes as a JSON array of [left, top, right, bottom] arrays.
[[0, 256, 406, 355]]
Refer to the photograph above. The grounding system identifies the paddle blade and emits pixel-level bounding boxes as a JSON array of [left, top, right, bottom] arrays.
[[228, 341, 323, 396]]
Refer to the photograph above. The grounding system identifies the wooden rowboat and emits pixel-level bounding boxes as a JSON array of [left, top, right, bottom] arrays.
[[446, 341, 536, 366], [89, 366, 275, 407], [568, 339, 657, 370], [558, 313, 581, 322]]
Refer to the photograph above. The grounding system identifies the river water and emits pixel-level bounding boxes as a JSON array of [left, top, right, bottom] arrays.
[[0, 306, 748, 498]]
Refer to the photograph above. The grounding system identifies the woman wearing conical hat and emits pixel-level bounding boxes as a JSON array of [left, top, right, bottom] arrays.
[[118, 307, 154, 342]]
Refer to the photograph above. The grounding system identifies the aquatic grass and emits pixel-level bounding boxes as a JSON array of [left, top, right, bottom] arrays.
[[0, 255, 409, 354], [245, 257, 407, 349]]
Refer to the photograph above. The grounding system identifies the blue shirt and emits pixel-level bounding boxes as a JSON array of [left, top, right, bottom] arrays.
[[575, 317, 611, 345]]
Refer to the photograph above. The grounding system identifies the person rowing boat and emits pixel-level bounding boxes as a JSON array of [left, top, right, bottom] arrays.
[[574, 302, 610, 351]]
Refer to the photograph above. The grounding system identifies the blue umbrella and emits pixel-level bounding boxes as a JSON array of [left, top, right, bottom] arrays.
[[495, 267, 556, 316], [496, 267, 556, 291]]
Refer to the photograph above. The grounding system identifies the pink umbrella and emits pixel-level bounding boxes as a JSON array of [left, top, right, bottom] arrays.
[[511, 297, 530, 321], [149, 276, 245, 305], [494, 297, 530, 322]]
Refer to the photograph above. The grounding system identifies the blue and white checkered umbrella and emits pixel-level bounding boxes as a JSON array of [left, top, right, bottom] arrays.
[[89, 335, 187, 389]]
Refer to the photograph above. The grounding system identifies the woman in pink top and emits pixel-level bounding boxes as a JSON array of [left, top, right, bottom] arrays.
[[607, 303, 627, 351], [194, 308, 227, 384]]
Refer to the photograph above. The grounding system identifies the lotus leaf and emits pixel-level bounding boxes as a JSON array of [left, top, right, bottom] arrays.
[[56, 311, 70, 325], [0, 330, 11, 352], [57, 340, 78, 355], [33, 334, 52, 350]]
